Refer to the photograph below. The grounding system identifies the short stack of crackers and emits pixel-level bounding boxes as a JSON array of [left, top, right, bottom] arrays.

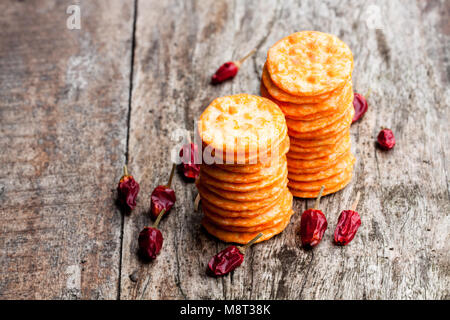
[[196, 94, 294, 244], [260, 31, 356, 198]]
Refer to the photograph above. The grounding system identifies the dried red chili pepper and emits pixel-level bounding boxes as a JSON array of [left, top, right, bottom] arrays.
[[211, 49, 256, 84], [138, 208, 166, 261], [300, 186, 328, 249], [334, 192, 362, 246], [150, 163, 176, 220], [377, 128, 395, 150], [208, 233, 263, 276], [117, 165, 140, 212], [179, 143, 200, 180], [352, 92, 369, 123]]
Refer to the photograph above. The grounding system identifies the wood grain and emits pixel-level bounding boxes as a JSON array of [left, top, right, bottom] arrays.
[[120, 0, 449, 300], [0, 0, 448, 300], [0, 0, 134, 299]]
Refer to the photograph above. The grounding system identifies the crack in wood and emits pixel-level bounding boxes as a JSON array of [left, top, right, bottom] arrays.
[[118, 0, 138, 301]]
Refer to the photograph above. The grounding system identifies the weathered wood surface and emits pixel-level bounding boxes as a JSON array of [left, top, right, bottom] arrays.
[[0, 0, 448, 300], [0, 0, 134, 299]]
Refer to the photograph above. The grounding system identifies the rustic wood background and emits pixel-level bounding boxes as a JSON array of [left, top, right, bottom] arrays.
[[0, 0, 448, 300]]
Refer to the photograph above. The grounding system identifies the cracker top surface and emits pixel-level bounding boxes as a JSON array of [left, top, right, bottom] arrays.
[[267, 31, 353, 96], [199, 94, 286, 153]]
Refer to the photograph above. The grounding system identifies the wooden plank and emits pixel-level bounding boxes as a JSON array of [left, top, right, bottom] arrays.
[[0, 0, 134, 299], [120, 0, 449, 300]]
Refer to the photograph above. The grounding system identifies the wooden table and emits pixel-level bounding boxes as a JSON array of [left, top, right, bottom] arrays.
[[0, 0, 448, 300]]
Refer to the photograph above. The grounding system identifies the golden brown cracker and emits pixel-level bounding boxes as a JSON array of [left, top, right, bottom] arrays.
[[203, 192, 293, 232], [287, 103, 354, 139], [267, 31, 353, 96], [204, 176, 288, 202], [199, 161, 287, 192], [289, 171, 353, 198], [288, 153, 355, 181], [287, 134, 350, 160], [201, 210, 294, 244], [200, 189, 289, 218], [287, 139, 351, 169], [261, 64, 334, 104], [196, 182, 285, 211], [198, 94, 287, 160]]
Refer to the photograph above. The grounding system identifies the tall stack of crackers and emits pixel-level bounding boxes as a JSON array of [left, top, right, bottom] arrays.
[[260, 31, 355, 198], [196, 94, 294, 244]]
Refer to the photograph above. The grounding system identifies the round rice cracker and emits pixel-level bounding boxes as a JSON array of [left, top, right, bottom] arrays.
[[287, 103, 354, 139], [289, 132, 347, 153], [289, 127, 349, 148], [261, 66, 353, 115], [288, 153, 355, 181], [202, 191, 293, 230], [267, 31, 354, 96], [261, 81, 355, 125], [204, 176, 288, 202], [215, 159, 271, 174], [287, 134, 350, 160], [204, 206, 292, 233], [289, 169, 354, 198], [201, 188, 289, 218], [261, 82, 352, 125], [201, 155, 287, 184], [201, 125, 288, 165], [198, 94, 287, 162], [287, 138, 351, 169], [201, 210, 294, 244], [288, 150, 351, 174], [213, 135, 289, 173], [288, 164, 353, 191], [261, 64, 334, 104], [283, 89, 353, 132], [261, 82, 340, 122], [199, 161, 288, 192], [196, 181, 285, 211], [282, 87, 352, 124]]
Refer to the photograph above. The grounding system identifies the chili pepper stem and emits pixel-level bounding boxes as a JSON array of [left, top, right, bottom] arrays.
[[123, 165, 128, 177], [239, 232, 263, 253], [234, 48, 256, 68], [365, 88, 372, 99], [194, 193, 201, 212], [167, 163, 176, 188], [351, 191, 361, 211], [153, 208, 166, 229], [314, 186, 325, 209]]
